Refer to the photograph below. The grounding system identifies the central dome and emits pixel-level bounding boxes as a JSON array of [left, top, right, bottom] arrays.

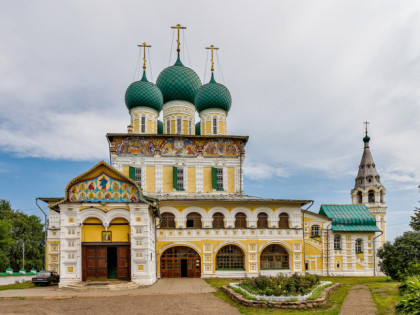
[[156, 56, 202, 104]]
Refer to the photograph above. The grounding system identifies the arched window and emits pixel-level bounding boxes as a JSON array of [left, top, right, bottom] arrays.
[[355, 239, 363, 253], [160, 213, 176, 228], [334, 235, 341, 250], [235, 212, 247, 228], [212, 212, 225, 229], [260, 245, 289, 269], [380, 191, 384, 203], [311, 225, 320, 237], [186, 212, 202, 228], [368, 190, 375, 203], [357, 191, 363, 203], [279, 213, 289, 228], [257, 213, 268, 228], [216, 245, 244, 270]]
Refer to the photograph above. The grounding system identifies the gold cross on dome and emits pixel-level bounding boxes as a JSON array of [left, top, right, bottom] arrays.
[[171, 24, 186, 53], [205, 45, 219, 73], [137, 42, 151, 71], [364, 121, 369, 136]]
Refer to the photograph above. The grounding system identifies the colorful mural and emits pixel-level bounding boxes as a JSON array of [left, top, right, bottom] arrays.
[[118, 138, 155, 155], [203, 140, 239, 157], [68, 173, 140, 203], [161, 139, 197, 156]]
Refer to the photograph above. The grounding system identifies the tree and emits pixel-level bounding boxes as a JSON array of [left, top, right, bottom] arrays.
[[377, 231, 420, 280], [0, 220, 12, 271], [410, 209, 420, 232], [0, 199, 45, 271]]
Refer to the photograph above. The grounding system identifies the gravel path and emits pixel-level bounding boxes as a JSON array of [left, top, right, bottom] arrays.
[[0, 293, 240, 315], [339, 285, 377, 315]]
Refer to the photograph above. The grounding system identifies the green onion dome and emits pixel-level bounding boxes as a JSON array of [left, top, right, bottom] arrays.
[[125, 72, 163, 112], [156, 56, 202, 104], [195, 122, 201, 135], [363, 135, 371, 143], [157, 120, 163, 134], [195, 73, 232, 113]]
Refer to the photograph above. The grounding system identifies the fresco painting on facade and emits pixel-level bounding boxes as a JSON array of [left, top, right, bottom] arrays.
[[161, 138, 197, 156], [117, 138, 155, 155], [203, 139, 239, 157], [68, 173, 140, 203]]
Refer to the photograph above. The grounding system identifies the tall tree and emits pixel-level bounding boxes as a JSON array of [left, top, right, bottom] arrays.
[[0, 199, 45, 271], [0, 219, 12, 271]]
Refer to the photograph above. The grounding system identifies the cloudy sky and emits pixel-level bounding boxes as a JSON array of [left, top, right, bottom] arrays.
[[0, 0, 419, 241]]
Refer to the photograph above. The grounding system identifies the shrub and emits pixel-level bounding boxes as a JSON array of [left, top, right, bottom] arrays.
[[396, 276, 420, 314], [238, 273, 320, 296]]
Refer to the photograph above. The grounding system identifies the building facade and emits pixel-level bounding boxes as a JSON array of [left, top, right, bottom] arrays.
[[41, 28, 386, 287]]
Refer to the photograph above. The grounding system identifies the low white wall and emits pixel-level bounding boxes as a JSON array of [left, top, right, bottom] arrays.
[[0, 275, 35, 285]]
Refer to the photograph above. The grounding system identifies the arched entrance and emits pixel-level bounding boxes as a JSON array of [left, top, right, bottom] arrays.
[[260, 244, 289, 270], [81, 217, 131, 281], [160, 246, 201, 278]]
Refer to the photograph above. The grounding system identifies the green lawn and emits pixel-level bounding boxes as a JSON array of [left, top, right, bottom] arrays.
[[0, 281, 35, 291], [205, 276, 400, 315]]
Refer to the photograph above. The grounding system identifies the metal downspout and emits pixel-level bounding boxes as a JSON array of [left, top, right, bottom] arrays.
[[324, 222, 332, 276], [36, 198, 48, 270]]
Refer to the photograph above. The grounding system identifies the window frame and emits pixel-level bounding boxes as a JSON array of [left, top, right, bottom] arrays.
[[141, 116, 146, 133], [160, 212, 176, 229], [279, 213, 289, 228], [176, 117, 182, 134], [134, 167, 142, 188], [213, 116, 217, 135], [311, 225, 320, 237], [355, 239, 363, 253], [234, 212, 247, 228], [186, 212, 202, 228], [212, 212, 225, 229], [257, 212, 269, 228], [216, 245, 245, 270], [334, 235, 341, 250], [166, 119, 171, 134]]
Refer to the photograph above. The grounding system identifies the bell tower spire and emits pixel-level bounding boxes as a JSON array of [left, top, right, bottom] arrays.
[[351, 123, 387, 246]]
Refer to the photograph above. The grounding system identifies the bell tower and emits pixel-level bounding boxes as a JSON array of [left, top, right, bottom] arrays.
[[351, 122, 387, 247]]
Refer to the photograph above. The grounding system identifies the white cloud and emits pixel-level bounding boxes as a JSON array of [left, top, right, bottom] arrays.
[[0, 0, 419, 189]]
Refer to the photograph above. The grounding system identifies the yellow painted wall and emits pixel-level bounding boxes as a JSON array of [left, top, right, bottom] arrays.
[[334, 256, 343, 270], [171, 120, 175, 134], [82, 218, 105, 242], [122, 165, 129, 177], [163, 166, 173, 193], [205, 121, 211, 135], [133, 119, 139, 133], [187, 167, 196, 193], [108, 218, 130, 242], [227, 167, 235, 193], [203, 167, 212, 193], [183, 120, 188, 134], [146, 166, 156, 193], [147, 119, 153, 133], [218, 121, 224, 135]]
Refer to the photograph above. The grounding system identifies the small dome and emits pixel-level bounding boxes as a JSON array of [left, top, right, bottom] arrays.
[[363, 136, 371, 143], [156, 56, 201, 104], [195, 122, 201, 135], [195, 74, 232, 113], [157, 120, 163, 134], [125, 72, 163, 112]]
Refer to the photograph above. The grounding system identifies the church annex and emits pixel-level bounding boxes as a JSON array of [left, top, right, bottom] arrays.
[[40, 25, 387, 288]]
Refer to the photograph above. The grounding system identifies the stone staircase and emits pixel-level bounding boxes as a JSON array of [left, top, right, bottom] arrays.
[[63, 281, 139, 292]]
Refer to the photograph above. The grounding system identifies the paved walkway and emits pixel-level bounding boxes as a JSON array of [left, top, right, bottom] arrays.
[[339, 285, 378, 315], [0, 278, 215, 299]]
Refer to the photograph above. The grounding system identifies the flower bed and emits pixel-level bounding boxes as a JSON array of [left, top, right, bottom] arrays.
[[238, 273, 322, 298]]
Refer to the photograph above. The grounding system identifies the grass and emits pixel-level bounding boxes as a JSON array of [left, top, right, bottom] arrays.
[[205, 276, 400, 315], [0, 281, 35, 291]]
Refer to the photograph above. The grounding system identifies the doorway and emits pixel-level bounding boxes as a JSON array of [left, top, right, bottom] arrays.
[[160, 246, 201, 278], [82, 244, 131, 281], [181, 259, 188, 277], [107, 247, 117, 279]]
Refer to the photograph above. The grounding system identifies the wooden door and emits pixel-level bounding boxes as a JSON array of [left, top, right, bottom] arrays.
[[82, 246, 107, 281], [117, 246, 130, 280]]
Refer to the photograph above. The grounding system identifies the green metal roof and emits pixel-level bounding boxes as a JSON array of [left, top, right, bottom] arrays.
[[125, 71, 163, 112], [195, 73, 232, 113], [156, 55, 202, 104], [319, 204, 380, 232]]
